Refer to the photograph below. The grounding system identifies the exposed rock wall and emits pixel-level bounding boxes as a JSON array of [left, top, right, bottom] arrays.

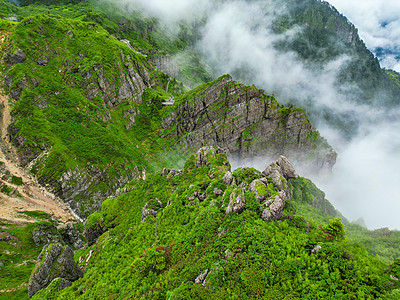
[[162, 75, 336, 173], [28, 243, 83, 298]]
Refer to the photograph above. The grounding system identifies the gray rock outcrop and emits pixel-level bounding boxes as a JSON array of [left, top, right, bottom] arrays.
[[263, 163, 285, 191], [226, 188, 246, 214], [162, 75, 336, 174], [161, 168, 183, 177], [276, 156, 299, 179], [222, 171, 234, 186], [32, 223, 63, 247], [4, 48, 27, 65], [83, 224, 104, 247], [311, 245, 322, 254], [195, 269, 209, 284], [32, 222, 84, 250], [59, 223, 85, 250], [28, 243, 83, 298], [261, 192, 286, 222], [262, 155, 298, 192], [248, 178, 270, 203], [141, 202, 158, 223], [141, 199, 165, 222], [194, 146, 223, 168]]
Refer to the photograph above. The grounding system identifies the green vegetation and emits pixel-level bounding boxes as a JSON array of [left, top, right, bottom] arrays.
[[0, 221, 48, 299], [0, 1, 399, 298], [290, 177, 400, 265], [16, 210, 51, 220], [273, 0, 400, 107], [11, 175, 23, 185], [29, 152, 399, 299], [0, 10, 185, 218], [346, 225, 400, 265], [1, 183, 14, 195]]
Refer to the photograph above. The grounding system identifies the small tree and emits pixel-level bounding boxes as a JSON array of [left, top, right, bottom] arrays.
[[323, 218, 346, 241]]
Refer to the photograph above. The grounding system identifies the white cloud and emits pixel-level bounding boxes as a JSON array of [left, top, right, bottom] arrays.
[[328, 0, 400, 71], [102, 0, 211, 23], [314, 117, 400, 230]]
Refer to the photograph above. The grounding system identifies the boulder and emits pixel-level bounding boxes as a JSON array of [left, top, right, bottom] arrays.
[[195, 269, 209, 284], [194, 146, 224, 168], [226, 188, 246, 214], [28, 243, 83, 298], [311, 245, 322, 254], [222, 171, 234, 186], [213, 188, 224, 195], [262, 156, 298, 192], [141, 202, 158, 223], [32, 223, 63, 248], [262, 163, 285, 191], [262, 156, 298, 182], [161, 168, 183, 177], [59, 223, 84, 250], [248, 178, 270, 203], [5, 48, 27, 65], [276, 156, 298, 179], [261, 192, 286, 221]]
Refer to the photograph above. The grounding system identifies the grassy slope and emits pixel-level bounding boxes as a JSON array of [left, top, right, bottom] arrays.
[[290, 177, 400, 265], [0, 12, 186, 218], [0, 214, 53, 300], [31, 151, 399, 299]]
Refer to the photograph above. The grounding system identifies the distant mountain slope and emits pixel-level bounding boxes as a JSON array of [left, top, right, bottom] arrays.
[[274, 0, 400, 106]]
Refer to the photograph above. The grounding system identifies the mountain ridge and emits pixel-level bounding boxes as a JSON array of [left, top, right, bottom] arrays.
[[0, 0, 399, 299]]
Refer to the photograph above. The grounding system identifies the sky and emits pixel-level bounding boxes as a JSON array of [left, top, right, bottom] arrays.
[[328, 0, 400, 72]]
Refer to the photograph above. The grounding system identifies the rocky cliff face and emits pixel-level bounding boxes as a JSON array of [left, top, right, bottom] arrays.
[[162, 75, 336, 173], [28, 243, 83, 298], [1, 15, 169, 219]]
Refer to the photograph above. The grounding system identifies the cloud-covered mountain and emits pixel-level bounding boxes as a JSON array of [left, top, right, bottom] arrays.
[[328, 0, 400, 72]]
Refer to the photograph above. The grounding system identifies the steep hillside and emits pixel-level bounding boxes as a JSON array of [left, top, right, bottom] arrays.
[[0, 1, 399, 299], [1, 15, 177, 219]]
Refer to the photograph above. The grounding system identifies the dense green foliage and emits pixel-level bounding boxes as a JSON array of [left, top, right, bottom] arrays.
[[0, 219, 50, 299], [290, 177, 400, 265], [0, 10, 186, 218], [29, 153, 399, 299]]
